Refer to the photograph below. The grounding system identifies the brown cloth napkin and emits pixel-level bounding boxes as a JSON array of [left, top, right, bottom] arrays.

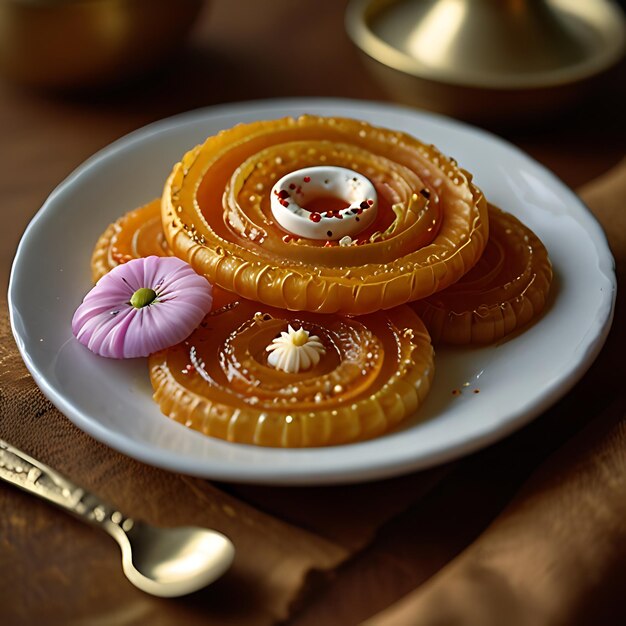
[[1, 161, 625, 626], [363, 161, 626, 626]]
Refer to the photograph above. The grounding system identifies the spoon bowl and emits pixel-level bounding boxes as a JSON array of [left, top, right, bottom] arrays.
[[0, 439, 235, 597], [117, 522, 235, 597]]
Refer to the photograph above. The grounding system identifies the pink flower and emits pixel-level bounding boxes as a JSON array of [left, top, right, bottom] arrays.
[[72, 256, 213, 358]]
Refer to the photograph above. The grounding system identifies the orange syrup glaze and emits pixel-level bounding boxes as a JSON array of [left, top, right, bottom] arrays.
[[149, 299, 434, 447], [91, 198, 169, 282], [164, 116, 488, 314], [413, 204, 552, 345], [302, 197, 350, 214]]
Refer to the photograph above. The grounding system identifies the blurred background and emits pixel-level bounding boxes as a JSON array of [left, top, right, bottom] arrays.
[[0, 4, 624, 624], [1, 0, 624, 290]]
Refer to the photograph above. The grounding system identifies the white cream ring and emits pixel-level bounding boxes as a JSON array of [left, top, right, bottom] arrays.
[[270, 166, 378, 241]]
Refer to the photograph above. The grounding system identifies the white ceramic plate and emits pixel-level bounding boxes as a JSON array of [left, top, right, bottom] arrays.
[[9, 98, 615, 485]]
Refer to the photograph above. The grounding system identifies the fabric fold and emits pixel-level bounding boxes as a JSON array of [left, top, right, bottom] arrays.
[[362, 159, 626, 626]]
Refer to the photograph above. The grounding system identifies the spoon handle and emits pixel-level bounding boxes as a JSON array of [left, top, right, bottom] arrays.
[[0, 439, 133, 531]]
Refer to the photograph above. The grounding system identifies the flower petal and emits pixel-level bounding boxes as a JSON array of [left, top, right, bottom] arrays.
[[72, 256, 213, 358]]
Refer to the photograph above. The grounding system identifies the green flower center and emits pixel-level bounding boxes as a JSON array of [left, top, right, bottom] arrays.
[[130, 287, 157, 309]]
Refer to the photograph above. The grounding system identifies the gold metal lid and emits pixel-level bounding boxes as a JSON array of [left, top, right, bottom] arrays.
[[346, 0, 625, 90]]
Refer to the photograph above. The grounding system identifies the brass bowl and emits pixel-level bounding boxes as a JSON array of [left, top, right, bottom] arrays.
[[0, 0, 204, 89], [346, 0, 625, 123]]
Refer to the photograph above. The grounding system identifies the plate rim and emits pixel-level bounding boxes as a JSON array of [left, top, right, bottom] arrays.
[[8, 97, 617, 484]]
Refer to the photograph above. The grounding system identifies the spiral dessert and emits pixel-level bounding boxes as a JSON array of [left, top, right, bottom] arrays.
[[163, 115, 489, 315], [83, 114, 553, 448], [91, 199, 169, 282], [149, 299, 434, 447], [413, 205, 552, 344]]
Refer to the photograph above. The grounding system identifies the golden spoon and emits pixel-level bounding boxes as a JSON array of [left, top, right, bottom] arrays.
[[0, 439, 235, 597]]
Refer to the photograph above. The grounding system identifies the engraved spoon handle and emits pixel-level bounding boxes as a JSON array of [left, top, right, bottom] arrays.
[[0, 439, 133, 531]]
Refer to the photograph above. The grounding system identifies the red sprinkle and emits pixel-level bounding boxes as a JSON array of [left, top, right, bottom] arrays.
[[289, 184, 296, 190], [360, 201, 369, 210], [278, 189, 290, 199], [367, 199, 374, 206], [303, 176, 311, 183], [310, 213, 321, 222]]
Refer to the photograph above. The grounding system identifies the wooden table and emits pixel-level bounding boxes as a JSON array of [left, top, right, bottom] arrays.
[[1, 2, 625, 624]]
